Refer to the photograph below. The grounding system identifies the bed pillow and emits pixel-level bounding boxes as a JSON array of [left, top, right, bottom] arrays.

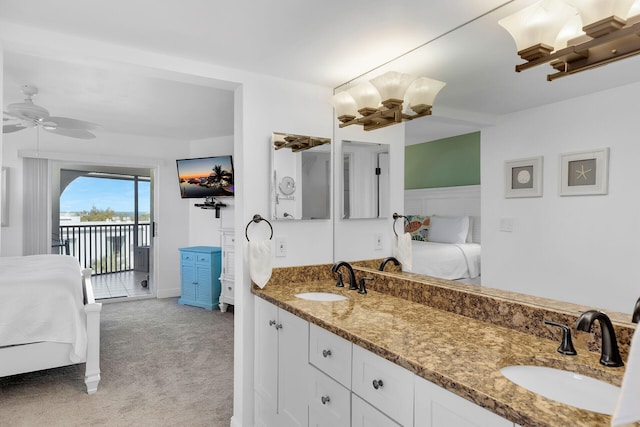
[[428, 215, 470, 244], [404, 215, 430, 241]]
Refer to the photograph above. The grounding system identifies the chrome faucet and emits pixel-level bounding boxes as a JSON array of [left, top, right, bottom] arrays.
[[378, 257, 400, 271], [331, 261, 357, 290], [632, 297, 640, 323], [575, 310, 624, 367]]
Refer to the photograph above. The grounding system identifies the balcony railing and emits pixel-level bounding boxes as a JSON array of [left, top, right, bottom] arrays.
[[59, 222, 151, 275]]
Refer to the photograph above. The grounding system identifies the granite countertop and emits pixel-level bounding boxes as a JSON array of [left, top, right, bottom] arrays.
[[253, 279, 626, 427]]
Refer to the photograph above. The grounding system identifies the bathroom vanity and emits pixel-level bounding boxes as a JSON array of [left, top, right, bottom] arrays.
[[252, 263, 633, 427]]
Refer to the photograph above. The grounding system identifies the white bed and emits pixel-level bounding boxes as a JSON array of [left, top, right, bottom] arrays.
[[0, 254, 102, 394], [407, 240, 481, 281]]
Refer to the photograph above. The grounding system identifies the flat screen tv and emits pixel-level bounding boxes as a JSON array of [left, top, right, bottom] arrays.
[[176, 155, 234, 199]]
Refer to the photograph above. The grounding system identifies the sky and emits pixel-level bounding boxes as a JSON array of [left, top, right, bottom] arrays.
[[60, 176, 151, 213]]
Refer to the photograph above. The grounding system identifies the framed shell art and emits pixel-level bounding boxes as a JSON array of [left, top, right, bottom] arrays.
[[504, 156, 543, 198], [560, 148, 609, 196]]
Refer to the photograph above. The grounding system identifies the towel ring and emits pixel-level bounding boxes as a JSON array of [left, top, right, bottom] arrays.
[[392, 213, 410, 237], [245, 214, 274, 242]]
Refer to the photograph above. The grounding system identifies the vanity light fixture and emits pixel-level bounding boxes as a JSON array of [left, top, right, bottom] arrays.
[[273, 133, 330, 152], [330, 71, 446, 131], [499, 0, 640, 81]]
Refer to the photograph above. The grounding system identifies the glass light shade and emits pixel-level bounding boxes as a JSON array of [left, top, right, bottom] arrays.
[[629, 0, 640, 18], [329, 92, 357, 117], [405, 77, 446, 108], [565, 0, 636, 25], [369, 71, 416, 101], [498, 0, 578, 51], [347, 81, 381, 111], [554, 13, 585, 48]]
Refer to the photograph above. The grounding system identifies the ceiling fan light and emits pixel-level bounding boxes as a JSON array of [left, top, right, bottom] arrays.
[[347, 81, 381, 111], [405, 77, 446, 109], [7, 100, 50, 122], [565, 0, 636, 25], [369, 71, 415, 102], [329, 92, 358, 118], [499, 0, 578, 52]]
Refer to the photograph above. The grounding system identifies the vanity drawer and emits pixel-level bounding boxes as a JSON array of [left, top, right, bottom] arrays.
[[352, 345, 414, 427], [195, 252, 211, 265], [223, 233, 235, 247], [309, 323, 352, 388], [309, 366, 350, 427]]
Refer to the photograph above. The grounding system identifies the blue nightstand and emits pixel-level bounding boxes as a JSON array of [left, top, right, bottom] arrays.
[[178, 246, 221, 310]]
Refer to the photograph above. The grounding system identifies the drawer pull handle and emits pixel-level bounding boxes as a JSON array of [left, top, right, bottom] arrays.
[[322, 349, 332, 358], [372, 379, 384, 390], [321, 395, 330, 405], [269, 320, 276, 326], [275, 323, 283, 330]]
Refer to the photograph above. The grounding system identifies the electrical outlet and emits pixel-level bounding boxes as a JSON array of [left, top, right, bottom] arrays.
[[276, 237, 287, 257], [374, 233, 383, 250]]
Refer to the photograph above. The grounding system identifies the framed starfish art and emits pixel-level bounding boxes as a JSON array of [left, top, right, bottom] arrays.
[[560, 148, 609, 196]]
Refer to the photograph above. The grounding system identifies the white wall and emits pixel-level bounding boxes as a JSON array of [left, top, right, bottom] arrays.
[[482, 80, 640, 314]]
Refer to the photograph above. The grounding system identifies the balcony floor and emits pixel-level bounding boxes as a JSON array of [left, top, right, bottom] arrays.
[[92, 270, 152, 300]]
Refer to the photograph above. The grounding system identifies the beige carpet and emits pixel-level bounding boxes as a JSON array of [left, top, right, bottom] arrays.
[[0, 298, 234, 426]]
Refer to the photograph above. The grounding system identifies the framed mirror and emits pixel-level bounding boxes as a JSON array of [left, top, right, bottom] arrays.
[[271, 132, 331, 220], [341, 140, 390, 219]]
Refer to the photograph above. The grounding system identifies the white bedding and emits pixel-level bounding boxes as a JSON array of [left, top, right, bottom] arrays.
[[406, 241, 481, 280], [0, 254, 87, 362]]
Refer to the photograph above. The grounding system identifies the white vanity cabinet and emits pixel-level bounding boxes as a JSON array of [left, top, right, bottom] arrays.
[[352, 345, 414, 427], [414, 375, 515, 427], [254, 297, 310, 427], [254, 297, 518, 427], [218, 228, 235, 312]]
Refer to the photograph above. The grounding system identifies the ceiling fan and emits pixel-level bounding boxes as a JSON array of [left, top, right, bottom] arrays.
[[3, 85, 100, 139]]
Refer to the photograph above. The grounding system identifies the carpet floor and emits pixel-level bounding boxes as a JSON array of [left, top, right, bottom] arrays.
[[0, 298, 234, 426]]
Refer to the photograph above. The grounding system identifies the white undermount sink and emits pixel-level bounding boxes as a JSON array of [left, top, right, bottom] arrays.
[[500, 365, 620, 415], [295, 292, 347, 302]]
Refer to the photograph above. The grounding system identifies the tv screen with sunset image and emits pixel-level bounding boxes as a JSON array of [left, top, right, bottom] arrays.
[[176, 155, 234, 198]]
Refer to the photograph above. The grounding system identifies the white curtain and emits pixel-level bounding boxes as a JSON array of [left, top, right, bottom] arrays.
[[23, 157, 51, 255]]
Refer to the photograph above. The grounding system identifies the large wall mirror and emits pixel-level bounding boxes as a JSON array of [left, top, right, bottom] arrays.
[[341, 140, 390, 219], [271, 132, 331, 220]]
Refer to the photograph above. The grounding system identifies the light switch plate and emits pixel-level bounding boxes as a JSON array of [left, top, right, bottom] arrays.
[[500, 218, 514, 232], [276, 237, 286, 257], [374, 233, 383, 250]]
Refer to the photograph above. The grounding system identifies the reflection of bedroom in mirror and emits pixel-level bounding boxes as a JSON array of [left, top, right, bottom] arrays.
[[271, 132, 331, 220], [341, 140, 390, 219]]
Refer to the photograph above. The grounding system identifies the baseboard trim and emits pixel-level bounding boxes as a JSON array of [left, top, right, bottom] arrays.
[[156, 288, 181, 298]]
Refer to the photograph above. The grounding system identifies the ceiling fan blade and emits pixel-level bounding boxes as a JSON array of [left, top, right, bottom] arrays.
[[46, 116, 101, 131], [3, 124, 27, 134], [43, 127, 96, 139]]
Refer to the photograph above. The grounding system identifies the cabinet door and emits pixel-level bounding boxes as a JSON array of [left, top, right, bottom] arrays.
[[254, 297, 279, 413], [309, 366, 350, 427], [352, 393, 401, 427], [180, 263, 196, 302], [278, 307, 310, 427], [195, 264, 212, 303], [414, 375, 514, 427]]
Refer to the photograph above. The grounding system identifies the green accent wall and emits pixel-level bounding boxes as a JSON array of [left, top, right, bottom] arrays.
[[405, 131, 480, 189]]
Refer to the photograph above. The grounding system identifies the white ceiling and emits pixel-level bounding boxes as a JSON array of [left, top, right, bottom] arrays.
[[3, 0, 640, 142]]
